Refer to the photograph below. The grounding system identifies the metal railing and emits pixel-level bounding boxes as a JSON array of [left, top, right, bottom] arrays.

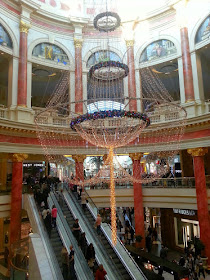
[[67, 187, 147, 280], [84, 176, 210, 190]]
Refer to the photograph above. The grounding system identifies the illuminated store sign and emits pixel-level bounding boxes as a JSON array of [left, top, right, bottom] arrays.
[[173, 208, 195, 216], [23, 163, 44, 167]]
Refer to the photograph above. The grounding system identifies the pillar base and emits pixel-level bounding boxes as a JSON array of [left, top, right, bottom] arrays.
[[8, 106, 34, 123]]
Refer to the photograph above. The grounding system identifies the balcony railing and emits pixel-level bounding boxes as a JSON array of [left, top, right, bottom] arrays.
[[85, 176, 210, 189]]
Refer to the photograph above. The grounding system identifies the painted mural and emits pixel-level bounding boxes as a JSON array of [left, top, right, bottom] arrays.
[[0, 24, 13, 49], [195, 15, 210, 44], [32, 43, 69, 65], [140, 39, 177, 63], [87, 50, 121, 68]]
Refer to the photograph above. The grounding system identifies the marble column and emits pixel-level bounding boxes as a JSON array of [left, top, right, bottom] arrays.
[[17, 21, 31, 107], [129, 153, 145, 248], [72, 155, 86, 183], [10, 153, 28, 245], [74, 39, 83, 114], [187, 148, 210, 260], [180, 27, 195, 102], [126, 40, 137, 111]]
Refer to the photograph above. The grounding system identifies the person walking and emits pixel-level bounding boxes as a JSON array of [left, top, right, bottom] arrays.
[[51, 205, 57, 229], [95, 214, 102, 236], [69, 245, 76, 280], [95, 264, 107, 280], [195, 255, 205, 279], [61, 246, 68, 280]]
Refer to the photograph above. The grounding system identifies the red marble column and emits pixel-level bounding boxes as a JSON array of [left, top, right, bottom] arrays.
[[74, 39, 83, 114], [187, 148, 210, 260], [180, 27, 195, 102], [129, 153, 145, 248], [126, 40, 137, 112], [72, 155, 86, 188], [10, 153, 28, 245], [17, 21, 30, 106]]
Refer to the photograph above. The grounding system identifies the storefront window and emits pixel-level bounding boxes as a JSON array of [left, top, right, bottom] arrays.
[[0, 24, 13, 49], [195, 16, 210, 44], [32, 43, 69, 65], [140, 39, 177, 63]]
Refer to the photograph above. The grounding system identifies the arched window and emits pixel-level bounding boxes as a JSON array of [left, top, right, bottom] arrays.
[[87, 50, 124, 113], [195, 15, 210, 44], [140, 39, 177, 63], [32, 43, 69, 65], [87, 50, 121, 68], [0, 23, 13, 48], [31, 43, 70, 108]]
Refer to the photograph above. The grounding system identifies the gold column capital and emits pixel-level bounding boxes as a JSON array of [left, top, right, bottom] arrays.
[[72, 154, 86, 163], [187, 147, 208, 157], [74, 38, 83, 48], [19, 20, 31, 34], [125, 39, 134, 47], [129, 153, 144, 161], [11, 153, 28, 162]]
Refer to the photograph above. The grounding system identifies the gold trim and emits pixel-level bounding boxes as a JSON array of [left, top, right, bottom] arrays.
[[19, 20, 31, 34], [12, 153, 28, 162], [185, 99, 195, 103], [125, 40, 134, 47], [72, 154, 86, 163], [187, 147, 208, 157], [74, 38, 83, 48], [129, 153, 143, 161]]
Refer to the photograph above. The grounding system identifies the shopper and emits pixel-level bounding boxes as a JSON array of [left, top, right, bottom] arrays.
[[81, 191, 86, 211], [78, 232, 88, 257], [95, 264, 107, 280], [61, 246, 68, 280], [195, 255, 205, 278], [51, 205, 57, 229], [69, 245, 76, 279], [45, 210, 52, 238], [94, 214, 102, 236], [73, 219, 81, 242], [86, 243, 95, 270]]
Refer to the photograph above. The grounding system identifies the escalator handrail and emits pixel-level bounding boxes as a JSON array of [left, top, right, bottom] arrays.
[[84, 189, 147, 280], [27, 195, 63, 280], [49, 192, 94, 280], [63, 189, 127, 280]]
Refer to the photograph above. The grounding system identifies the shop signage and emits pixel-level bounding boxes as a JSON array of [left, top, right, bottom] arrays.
[[23, 163, 44, 167], [173, 208, 195, 216]]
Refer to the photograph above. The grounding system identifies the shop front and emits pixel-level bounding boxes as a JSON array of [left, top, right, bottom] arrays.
[[160, 208, 199, 250]]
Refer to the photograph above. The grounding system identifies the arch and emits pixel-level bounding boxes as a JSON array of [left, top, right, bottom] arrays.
[[0, 17, 18, 57], [28, 38, 74, 70], [135, 35, 181, 68], [83, 45, 124, 70], [190, 11, 210, 51]]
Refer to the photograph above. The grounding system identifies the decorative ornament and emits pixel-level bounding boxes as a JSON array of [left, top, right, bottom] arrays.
[[94, 12, 121, 32]]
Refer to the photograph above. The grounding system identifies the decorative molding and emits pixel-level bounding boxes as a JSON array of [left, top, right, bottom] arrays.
[[72, 154, 86, 163], [129, 153, 144, 161], [74, 38, 83, 48], [187, 147, 208, 157], [19, 20, 31, 33], [12, 153, 28, 162], [125, 40, 134, 47]]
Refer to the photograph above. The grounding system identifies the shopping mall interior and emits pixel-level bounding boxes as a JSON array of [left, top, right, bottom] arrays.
[[0, 0, 209, 279]]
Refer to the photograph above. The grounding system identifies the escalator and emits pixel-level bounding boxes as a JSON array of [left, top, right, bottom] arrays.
[[62, 188, 147, 280], [48, 192, 94, 280]]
